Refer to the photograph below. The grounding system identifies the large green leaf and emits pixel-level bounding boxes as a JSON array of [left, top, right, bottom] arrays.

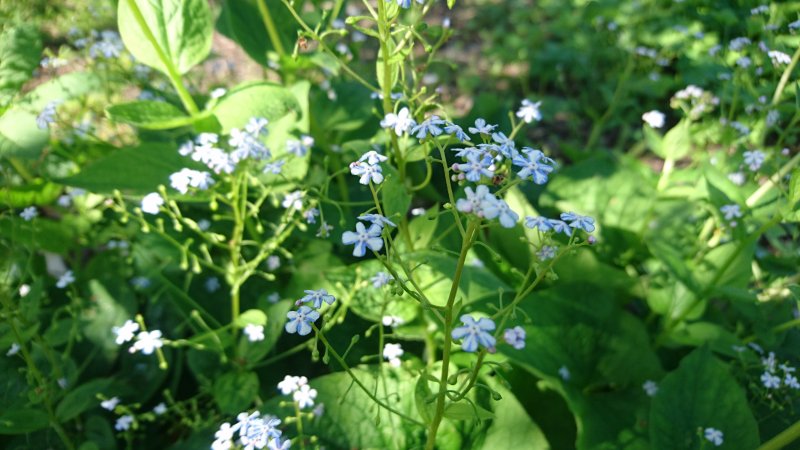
[[650, 347, 758, 450], [106, 100, 196, 129], [212, 81, 302, 133], [0, 25, 41, 106], [0, 72, 102, 159], [382, 166, 411, 225], [56, 379, 114, 422], [213, 371, 259, 414], [118, 0, 213, 75], [59, 142, 192, 194], [81, 280, 136, 361], [0, 408, 49, 434]]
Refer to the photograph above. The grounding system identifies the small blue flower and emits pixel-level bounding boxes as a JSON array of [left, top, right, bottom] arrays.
[[456, 152, 494, 182], [342, 222, 384, 257], [468, 118, 496, 135], [503, 326, 526, 349], [388, 0, 423, 8], [350, 162, 384, 185], [524, 216, 554, 231], [451, 315, 496, 352], [359, 150, 389, 165], [410, 115, 445, 139], [512, 149, 555, 184], [491, 132, 517, 159], [451, 147, 484, 159], [549, 219, 572, 236], [371, 272, 394, 288], [482, 198, 519, 228], [444, 123, 470, 142], [296, 289, 336, 309], [357, 214, 397, 228], [560, 212, 595, 233], [285, 306, 320, 336]]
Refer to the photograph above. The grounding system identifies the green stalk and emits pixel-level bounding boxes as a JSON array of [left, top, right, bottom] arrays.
[[758, 419, 800, 450], [255, 0, 287, 59], [424, 221, 478, 450], [771, 45, 800, 105], [123, 0, 199, 115]]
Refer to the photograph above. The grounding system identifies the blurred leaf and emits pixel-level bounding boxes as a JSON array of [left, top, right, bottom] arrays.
[[216, 0, 301, 66], [0, 408, 49, 434], [118, 0, 213, 75], [213, 371, 259, 414], [60, 142, 192, 195], [443, 402, 494, 421], [0, 25, 41, 106], [106, 100, 196, 130], [479, 378, 550, 450], [788, 168, 800, 207], [0, 180, 61, 208], [662, 119, 691, 160], [236, 309, 267, 327], [56, 379, 113, 422], [81, 280, 135, 361], [243, 300, 292, 364], [212, 81, 302, 133], [0, 72, 101, 159], [84, 415, 118, 450], [650, 347, 758, 450], [382, 166, 411, 225]]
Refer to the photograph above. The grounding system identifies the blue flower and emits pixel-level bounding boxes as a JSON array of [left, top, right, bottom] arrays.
[[342, 222, 384, 257], [482, 198, 519, 228], [389, 0, 423, 8], [455, 152, 494, 182], [503, 326, 526, 349], [468, 118, 496, 135], [455, 185, 493, 215], [285, 306, 320, 336], [371, 272, 393, 288], [491, 132, 517, 159], [512, 149, 555, 184], [357, 214, 397, 228], [549, 219, 572, 236], [451, 315, 496, 352], [560, 212, 595, 233], [451, 147, 484, 159], [444, 123, 470, 142], [524, 216, 554, 231], [358, 150, 389, 165], [297, 289, 336, 309], [410, 115, 445, 139], [349, 161, 384, 185]]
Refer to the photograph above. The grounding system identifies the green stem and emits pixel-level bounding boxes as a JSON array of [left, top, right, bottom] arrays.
[[255, 0, 287, 59], [746, 151, 800, 208], [294, 401, 307, 450], [771, 45, 800, 105], [314, 326, 424, 426], [123, 0, 199, 115], [424, 221, 478, 450], [758, 419, 800, 450]]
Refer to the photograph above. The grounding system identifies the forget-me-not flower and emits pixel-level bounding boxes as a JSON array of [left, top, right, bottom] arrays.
[[296, 289, 336, 309], [285, 306, 320, 336], [444, 123, 470, 142], [468, 118, 496, 135], [524, 216, 554, 231], [141, 192, 164, 215], [341, 222, 384, 257], [455, 152, 494, 182], [350, 161, 385, 185], [503, 326, 526, 349], [410, 115, 445, 139], [380, 107, 416, 136], [20, 207, 38, 221], [512, 149, 555, 184], [560, 212, 595, 233], [357, 214, 397, 228], [451, 315, 496, 352], [516, 99, 542, 123]]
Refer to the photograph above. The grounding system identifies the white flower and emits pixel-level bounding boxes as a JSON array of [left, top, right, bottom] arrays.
[[382, 315, 404, 327], [383, 343, 404, 367], [371, 272, 393, 288], [380, 107, 416, 136], [277, 375, 307, 395], [18, 284, 30, 297], [642, 380, 658, 397], [704, 427, 724, 446], [56, 270, 75, 289], [210, 88, 227, 99], [6, 343, 20, 356], [115, 415, 134, 431], [101, 397, 120, 411], [761, 371, 781, 389], [641, 110, 665, 128], [516, 99, 542, 123], [266, 255, 280, 271], [112, 320, 140, 345], [153, 402, 167, 415], [140, 192, 164, 215], [130, 330, 164, 355], [282, 191, 303, 210], [244, 324, 265, 342], [293, 384, 317, 409], [20, 207, 38, 221], [768, 50, 791, 66]]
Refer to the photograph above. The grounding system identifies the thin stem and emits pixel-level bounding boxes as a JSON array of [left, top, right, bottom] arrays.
[[424, 221, 478, 450], [758, 419, 800, 450], [123, 0, 199, 115], [746, 151, 800, 208], [771, 45, 800, 105], [256, 0, 287, 59]]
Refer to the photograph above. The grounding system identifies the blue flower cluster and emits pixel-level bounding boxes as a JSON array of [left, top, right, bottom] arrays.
[[350, 150, 388, 185], [455, 185, 519, 228], [211, 410, 289, 450], [285, 289, 338, 336], [341, 213, 395, 257], [524, 211, 596, 236]]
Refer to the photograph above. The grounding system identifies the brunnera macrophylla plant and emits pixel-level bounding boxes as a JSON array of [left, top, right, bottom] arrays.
[[1, 0, 800, 449]]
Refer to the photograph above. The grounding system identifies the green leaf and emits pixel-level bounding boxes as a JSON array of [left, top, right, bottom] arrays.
[[212, 81, 302, 133], [0, 180, 61, 208], [81, 280, 135, 360], [243, 300, 292, 364], [662, 119, 691, 160], [643, 125, 664, 158], [117, 0, 213, 75], [213, 371, 259, 414], [650, 347, 759, 450], [382, 166, 411, 224], [0, 25, 42, 106], [0, 72, 102, 159], [0, 408, 49, 434], [479, 379, 549, 450], [60, 142, 194, 194], [788, 168, 800, 207], [216, 0, 301, 66], [235, 309, 267, 327], [443, 402, 494, 421], [106, 100, 195, 129], [414, 371, 435, 424], [56, 379, 113, 421]]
